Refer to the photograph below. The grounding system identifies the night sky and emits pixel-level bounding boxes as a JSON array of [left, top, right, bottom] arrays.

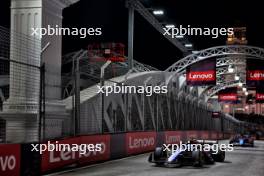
[[1, 0, 263, 70]]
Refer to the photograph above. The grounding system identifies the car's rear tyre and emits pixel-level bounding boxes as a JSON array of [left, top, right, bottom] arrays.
[[192, 151, 204, 167], [204, 153, 215, 164], [155, 163, 164, 166], [212, 151, 225, 162], [154, 147, 163, 160]]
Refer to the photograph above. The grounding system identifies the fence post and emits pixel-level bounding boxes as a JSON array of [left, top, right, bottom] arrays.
[[100, 60, 112, 134], [39, 42, 49, 142], [38, 65, 43, 142], [38, 63, 45, 142], [72, 50, 86, 135], [75, 56, 80, 135], [42, 64, 46, 140], [156, 95, 159, 132]]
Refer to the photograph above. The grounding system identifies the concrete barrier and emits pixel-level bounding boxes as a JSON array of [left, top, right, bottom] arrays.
[[0, 130, 228, 175]]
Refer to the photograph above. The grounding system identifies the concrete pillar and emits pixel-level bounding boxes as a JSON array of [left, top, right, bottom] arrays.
[[1, 0, 42, 143], [0, 0, 79, 143], [4, 0, 42, 113]]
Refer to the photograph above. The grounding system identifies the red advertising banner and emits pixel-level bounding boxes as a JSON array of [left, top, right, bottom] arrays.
[[41, 135, 111, 172], [246, 60, 264, 87], [41, 137, 80, 172], [0, 144, 20, 176], [256, 87, 264, 103], [126, 132, 156, 155], [164, 131, 183, 144], [185, 131, 199, 140], [78, 135, 110, 164], [187, 71, 215, 81], [218, 87, 238, 102], [210, 132, 218, 140], [186, 59, 216, 86], [199, 131, 209, 139], [218, 132, 223, 139], [218, 94, 237, 101], [247, 70, 264, 81], [256, 93, 264, 100]]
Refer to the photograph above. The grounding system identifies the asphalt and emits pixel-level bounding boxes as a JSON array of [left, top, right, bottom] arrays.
[[48, 140, 264, 176]]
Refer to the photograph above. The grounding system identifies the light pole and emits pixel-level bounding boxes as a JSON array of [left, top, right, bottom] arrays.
[[39, 42, 50, 142], [127, 3, 134, 70]]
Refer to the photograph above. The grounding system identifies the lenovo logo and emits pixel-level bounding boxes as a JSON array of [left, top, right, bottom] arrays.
[[187, 71, 215, 81], [129, 137, 155, 149], [219, 94, 237, 101], [165, 135, 180, 144], [247, 70, 264, 80], [0, 155, 16, 172], [49, 143, 106, 163], [256, 93, 264, 100], [79, 143, 106, 158]]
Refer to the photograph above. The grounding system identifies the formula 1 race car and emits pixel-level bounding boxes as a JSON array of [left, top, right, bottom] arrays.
[[196, 140, 226, 162], [229, 134, 254, 147], [148, 140, 225, 167]]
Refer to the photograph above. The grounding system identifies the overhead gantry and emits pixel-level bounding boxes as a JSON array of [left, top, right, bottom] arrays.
[[165, 45, 264, 104]]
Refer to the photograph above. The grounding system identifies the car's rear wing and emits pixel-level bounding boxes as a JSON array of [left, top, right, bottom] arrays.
[[196, 139, 218, 145]]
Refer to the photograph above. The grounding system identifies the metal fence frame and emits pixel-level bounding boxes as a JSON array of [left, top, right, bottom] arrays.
[[0, 26, 46, 143], [0, 25, 247, 143]]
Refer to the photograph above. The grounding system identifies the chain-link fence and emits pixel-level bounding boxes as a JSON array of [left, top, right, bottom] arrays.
[[60, 53, 240, 137], [0, 25, 242, 143], [0, 26, 45, 143]]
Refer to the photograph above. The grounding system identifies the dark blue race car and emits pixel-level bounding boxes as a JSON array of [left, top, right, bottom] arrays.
[[229, 134, 254, 147], [148, 140, 225, 167]]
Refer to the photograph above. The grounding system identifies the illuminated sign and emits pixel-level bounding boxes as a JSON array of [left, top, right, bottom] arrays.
[[246, 60, 264, 87], [186, 59, 216, 86], [218, 87, 238, 102]]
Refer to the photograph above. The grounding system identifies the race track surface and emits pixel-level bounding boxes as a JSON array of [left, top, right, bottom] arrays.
[[49, 140, 264, 176]]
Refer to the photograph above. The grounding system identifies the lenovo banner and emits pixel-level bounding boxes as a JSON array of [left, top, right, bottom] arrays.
[[256, 87, 264, 103], [126, 132, 156, 155], [186, 131, 199, 140], [0, 144, 20, 176], [78, 135, 110, 164], [164, 131, 183, 144], [218, 87, 238, 102], [186, 59, 216, 86], [246, 59, 264, 87], [199, 131, 209, 140], [41, 137, 80, 172], [210, 132, 218, 140], [218, 132, 223, 139], [41, 135, 110, 172]]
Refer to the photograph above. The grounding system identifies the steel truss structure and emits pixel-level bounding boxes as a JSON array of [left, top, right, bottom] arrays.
[[62, 71, 237, 135], [165, 45, 264, 101], [204, 80, 245, 102], [166, 45, 264, 72], [216, 56, 246, 84], [61, 50, 158, 98], [57, 45, 264, 138]]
